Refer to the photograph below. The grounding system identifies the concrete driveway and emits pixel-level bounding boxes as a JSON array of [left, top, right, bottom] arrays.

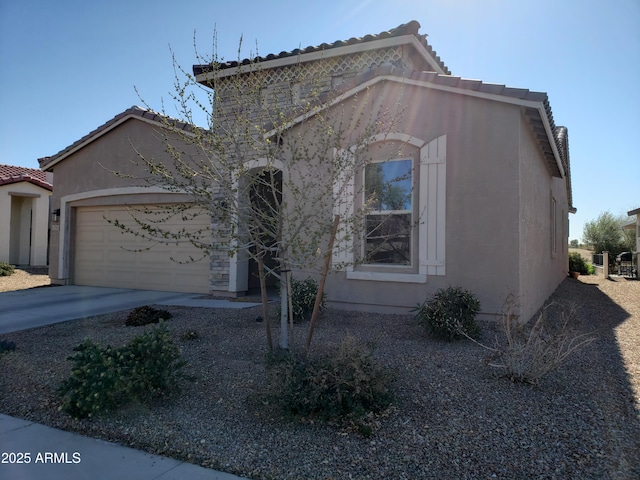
[[0, 286, 260, 334]]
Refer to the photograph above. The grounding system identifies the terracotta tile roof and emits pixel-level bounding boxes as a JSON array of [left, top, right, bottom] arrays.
[[554, 126, 575, 211], [0, 164, 52, 190], [193, 20, 451, 76], [38, 106, 197, 170]]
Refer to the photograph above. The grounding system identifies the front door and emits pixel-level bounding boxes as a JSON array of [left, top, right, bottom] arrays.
[[247, 169, 282, 291]]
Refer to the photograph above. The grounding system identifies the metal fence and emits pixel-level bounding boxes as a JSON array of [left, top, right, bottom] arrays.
[[614, 252, 638, 278], [591, 251, 638, 278]]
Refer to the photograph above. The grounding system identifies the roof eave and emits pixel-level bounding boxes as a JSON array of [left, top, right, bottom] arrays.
[[0, 177, 52, 191], [39, 108, 201, 171], [399, 77, 565, 178], [263, 72, 567, 179], [195, 34, 448, 84], [39, 113, 148, 171]]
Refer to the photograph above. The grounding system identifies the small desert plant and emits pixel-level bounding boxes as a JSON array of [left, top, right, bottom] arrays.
[[269, 336, 393, 423], [414, 286, 481, 340], [278, 276, 326, 322], [125, 305, 172, 326], [568, 252, 593, 275], [464, 298, 596, 385], [180, 330, 200, 340], [0, 339, 17, 354], [59, 323, 185, 418], [0, 262, 15, 277]]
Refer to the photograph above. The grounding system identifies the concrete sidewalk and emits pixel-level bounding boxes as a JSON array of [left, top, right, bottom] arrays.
[[0, 414, 248, 480], [0, 285, 261, 334]]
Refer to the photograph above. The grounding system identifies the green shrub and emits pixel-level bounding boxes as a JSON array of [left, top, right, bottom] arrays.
[[269, 336, 393, 422], [58, 340, 126, 418], [0, 262, 15, 277], [278, 276, 326, 322], [414, 286, 481, 341], [0, 339, 17, 354], [59, 323, 185, 418], [568, 251, 594, 275], [121, 325, 186, 402], [125, 305, 172, 326]]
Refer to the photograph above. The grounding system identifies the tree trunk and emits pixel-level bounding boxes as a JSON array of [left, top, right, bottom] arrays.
[[306, 214, 340, 350], [257, 255, 272, 352], [279, 270, 289, 349]]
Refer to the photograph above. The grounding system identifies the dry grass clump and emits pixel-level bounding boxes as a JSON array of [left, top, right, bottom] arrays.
[[467, 298, 597, 384]]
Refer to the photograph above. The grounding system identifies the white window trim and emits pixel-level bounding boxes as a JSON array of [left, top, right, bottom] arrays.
[[333, 133, 446, 283]]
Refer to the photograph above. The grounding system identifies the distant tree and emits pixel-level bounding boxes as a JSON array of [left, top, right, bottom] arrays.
[[582, 211, 635, 255], [569, 239, 580, 248]]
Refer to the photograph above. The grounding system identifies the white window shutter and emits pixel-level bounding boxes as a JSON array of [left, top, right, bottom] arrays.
[[419, 135, 446, 276], [332, 148, 354, 269]]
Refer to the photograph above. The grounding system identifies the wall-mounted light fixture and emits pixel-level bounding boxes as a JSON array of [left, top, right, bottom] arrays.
[[51, 208, 61, 222]]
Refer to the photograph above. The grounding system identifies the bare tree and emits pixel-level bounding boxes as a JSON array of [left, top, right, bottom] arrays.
[[115, 34, 406, 350]]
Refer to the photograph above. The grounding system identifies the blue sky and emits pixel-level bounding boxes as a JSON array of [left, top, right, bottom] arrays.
[[1, 0, 638, 241]]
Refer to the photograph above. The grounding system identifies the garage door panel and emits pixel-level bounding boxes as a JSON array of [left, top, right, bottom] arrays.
[[107, 230, 139, 244], [76, 248, 106, 265], [80, 209, 109, 223], [106, 248, 137, 265], [77, 228, 106, 243], [74, 205, 210, 294]]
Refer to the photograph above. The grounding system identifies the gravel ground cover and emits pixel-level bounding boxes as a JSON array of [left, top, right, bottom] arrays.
[[0, 266, 51, 292], [0, 271, 639, 479]]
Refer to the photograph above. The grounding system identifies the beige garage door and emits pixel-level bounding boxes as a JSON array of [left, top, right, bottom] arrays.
[[74, 205, 210, 294]]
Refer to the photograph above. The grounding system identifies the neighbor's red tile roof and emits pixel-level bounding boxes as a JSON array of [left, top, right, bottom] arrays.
[[0, 164, 52, 190]]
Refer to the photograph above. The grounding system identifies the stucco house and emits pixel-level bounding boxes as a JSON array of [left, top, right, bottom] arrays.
[[624, 207, 639, 253], [40, 21, 574, 321], [0, 164, 52, 266], [39, 108, 211, 294]]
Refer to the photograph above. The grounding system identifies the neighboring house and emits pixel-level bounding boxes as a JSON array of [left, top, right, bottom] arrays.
[[41, 21, 574, 321], [625, 207, 639, 252], [0, 164, 52, 266]]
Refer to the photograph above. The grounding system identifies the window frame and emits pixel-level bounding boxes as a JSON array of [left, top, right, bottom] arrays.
[[332, 133, 447, 284], [360, 157, 416, 269]]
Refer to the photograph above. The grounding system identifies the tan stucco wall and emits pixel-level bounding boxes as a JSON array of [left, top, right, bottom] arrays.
[[517, 120, 569, 321], [46, 118, 217, 288], [48, 119, 171, 204], [207, 42, 571, 319], [0, 182, 51, 266], [286, 82, 525, 318], [47, 81, 571, 321]]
